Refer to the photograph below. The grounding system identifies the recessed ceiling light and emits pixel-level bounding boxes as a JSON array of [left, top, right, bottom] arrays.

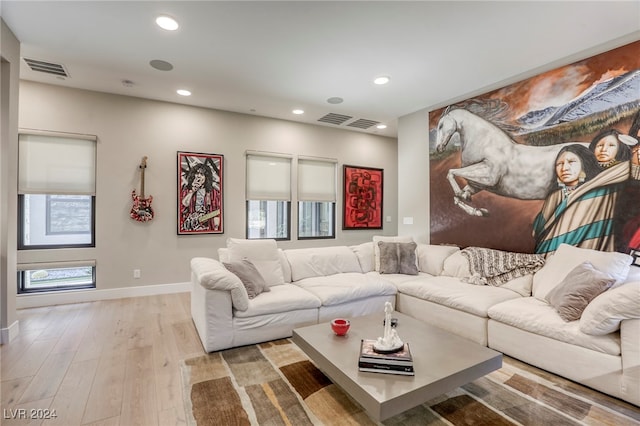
[[292, 109, 304, 115], [177, 89, 191, 96], [376, 124, 387, 129], [327, 97, 344, 104], [156, 15, 179, 31], [373, 76, 390, 85]]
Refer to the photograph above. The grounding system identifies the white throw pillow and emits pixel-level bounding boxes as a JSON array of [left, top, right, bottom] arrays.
[[350, 242, 375, 273], [532, 244, 632, 301], [226, 238, 285, 287], [441, 251, 471, 278], [372, 235, 414, 271], [580, 281, 640, 335], [416, 244, 460, 275]]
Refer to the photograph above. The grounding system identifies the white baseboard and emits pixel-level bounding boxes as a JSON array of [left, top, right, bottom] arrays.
[[16, 282, 191, 309], [1, 320, 20, 344]]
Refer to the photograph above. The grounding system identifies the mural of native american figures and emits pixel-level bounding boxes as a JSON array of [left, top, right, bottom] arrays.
[[428, 40, 640, 257]]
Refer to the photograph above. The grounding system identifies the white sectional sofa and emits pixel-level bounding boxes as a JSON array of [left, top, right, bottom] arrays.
[[190, 237, 640, 406]]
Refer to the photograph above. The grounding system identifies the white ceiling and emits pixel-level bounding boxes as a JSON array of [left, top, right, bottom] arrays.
[[1, 1, 639, 138]]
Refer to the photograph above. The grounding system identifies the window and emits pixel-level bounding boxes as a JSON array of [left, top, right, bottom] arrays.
[[246, 152, 291, 240], [297, 158, 336, 239], [18, 132, 96, 249], [18, 262, 96, 293], [298, 201, 334, 238]]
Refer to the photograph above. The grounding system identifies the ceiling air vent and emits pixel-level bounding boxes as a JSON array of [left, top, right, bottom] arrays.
[[23, 58, 69, 77], [318, 113, 352, 125], [347, 119, 379, 129]]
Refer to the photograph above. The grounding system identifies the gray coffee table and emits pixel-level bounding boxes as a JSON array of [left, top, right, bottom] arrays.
[[292, 312, 501, 421]]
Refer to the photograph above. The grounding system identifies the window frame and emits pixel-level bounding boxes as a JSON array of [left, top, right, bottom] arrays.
[[297, 156, 337, 240], [18, 130, 97, 251], [245, 200, 291, 241], [17, 264, 96, 294], [297, 200, 336, 240], [18, 194, 96, 250], [245, 151, 292, 240]]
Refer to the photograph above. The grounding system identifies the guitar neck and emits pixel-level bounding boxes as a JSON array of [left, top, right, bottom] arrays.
[[140, 166, 145, 198], [139, 156, 147, 198]]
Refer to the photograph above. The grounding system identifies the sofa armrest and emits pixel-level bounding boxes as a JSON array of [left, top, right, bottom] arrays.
[[191, 257, 249, 311], [191, 271, 234, 352], [621, 319, 640, 405]]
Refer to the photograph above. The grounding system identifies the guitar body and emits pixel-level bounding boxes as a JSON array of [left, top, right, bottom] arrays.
[[131, 190, 154, 222], [131, 156, 154, 222]]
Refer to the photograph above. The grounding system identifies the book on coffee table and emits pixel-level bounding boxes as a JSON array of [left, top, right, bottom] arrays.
[[358, 364, 415, 376], [359, 339, 413, 366]]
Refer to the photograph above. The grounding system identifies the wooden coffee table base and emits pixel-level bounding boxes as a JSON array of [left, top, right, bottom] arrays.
[[292, 312, 502, 421]]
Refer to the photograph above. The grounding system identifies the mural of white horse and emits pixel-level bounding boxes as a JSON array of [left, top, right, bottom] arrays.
[[435, 108, 577, 216]]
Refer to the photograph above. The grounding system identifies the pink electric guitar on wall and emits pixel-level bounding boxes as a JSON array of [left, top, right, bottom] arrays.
[[131, 156, 154, 222]]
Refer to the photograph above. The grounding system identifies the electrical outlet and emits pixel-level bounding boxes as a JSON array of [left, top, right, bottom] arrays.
[[133, 269, 141, 279]]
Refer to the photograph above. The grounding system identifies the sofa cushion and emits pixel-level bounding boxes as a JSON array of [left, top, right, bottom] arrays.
[[373, 235, 414, 271], [545, 262, 615, 322], [532, 244, 632, 301], [223, 259, 271, 299], [378, 241, 419, 275], [285, 246, 362, 281], [416, 244, 460, 276], [293, 272, 396, 306], [488, 297, 620, 356], [233, 284, 321, 318], [394, 276, 521, 317], [350, 242, 374, 273], [227, 238, 285, 287], [191, 257, 249, 311], [580, 281, 640, 335]]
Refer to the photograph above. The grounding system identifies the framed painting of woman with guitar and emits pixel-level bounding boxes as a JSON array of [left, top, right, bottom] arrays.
[[177, 151, 224, 235]]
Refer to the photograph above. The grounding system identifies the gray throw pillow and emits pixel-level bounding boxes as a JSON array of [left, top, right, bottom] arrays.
[[223, 258, 271, 299], [378, 242, 399, 274], [398, 242, 418, 275], [377, 241, 418, 275], [545, 261, 615, 322]]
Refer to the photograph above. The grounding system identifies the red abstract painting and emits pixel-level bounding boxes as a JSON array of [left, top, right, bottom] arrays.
[[343, 165, 383, 229]]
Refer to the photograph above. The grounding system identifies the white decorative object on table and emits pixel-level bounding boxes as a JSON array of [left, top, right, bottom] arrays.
[[374, 301, 404, 353]]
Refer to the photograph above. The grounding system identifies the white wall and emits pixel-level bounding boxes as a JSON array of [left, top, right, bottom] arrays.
[[17, 81, 398, 294], [397, 109, 429, 243], [0, 18, 20, 342]]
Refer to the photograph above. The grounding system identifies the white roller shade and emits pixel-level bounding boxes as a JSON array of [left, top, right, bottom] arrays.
[[17, 260, 97, 271], [19, 133, 96, 195], [298, 158, 336, 202], [246, 154, 291, 200]]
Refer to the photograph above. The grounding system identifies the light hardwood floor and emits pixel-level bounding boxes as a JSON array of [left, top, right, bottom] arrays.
[[1, 293, 204, 426]]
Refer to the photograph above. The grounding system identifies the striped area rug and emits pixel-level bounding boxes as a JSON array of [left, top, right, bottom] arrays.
[[181, 339, 640, 425]]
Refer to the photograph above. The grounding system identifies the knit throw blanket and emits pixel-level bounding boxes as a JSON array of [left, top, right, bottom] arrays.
[[460, 247, 546, 287]]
